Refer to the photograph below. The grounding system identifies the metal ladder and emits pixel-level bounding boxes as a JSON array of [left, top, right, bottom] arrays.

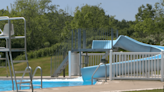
[[0, 55, 8, 77], [0, 16, 33, 92], [19, 66, 42, 89]]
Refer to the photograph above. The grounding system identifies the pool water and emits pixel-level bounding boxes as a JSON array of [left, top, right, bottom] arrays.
[[0, 77, 96, 91]]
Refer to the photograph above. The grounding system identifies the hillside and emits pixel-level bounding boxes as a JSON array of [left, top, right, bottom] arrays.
[[0, 56, 68, 77]]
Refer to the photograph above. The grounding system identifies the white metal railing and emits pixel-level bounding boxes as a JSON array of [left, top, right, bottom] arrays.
[[91, 61, 107, 85], [32, 66, 42, 88], [19, 66, 42, 89], [109, 50, 163, 81], [19, 66, 32, 89]]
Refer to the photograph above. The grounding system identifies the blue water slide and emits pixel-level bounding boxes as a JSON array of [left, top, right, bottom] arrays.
[[81, 35, 164, 81]]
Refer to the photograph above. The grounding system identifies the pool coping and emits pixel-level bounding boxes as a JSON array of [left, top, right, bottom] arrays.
[[4, 80, 164, 92], [0, 76, 79, 80], [2, 76, 164, 92]]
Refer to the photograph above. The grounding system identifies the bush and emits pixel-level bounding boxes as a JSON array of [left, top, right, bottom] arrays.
[[160, 40, 164, 46], [14, 42, 70, 60], [44, 42, 50, 47]]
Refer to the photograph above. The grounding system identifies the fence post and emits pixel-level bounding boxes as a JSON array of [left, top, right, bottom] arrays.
[[110, 50, 113, 81], [83, 30, 86, 49], [79, 51, 82, 76], [63, 49, 66, 77], [78, 29, 81, 50], [68, 51, 72, 78], [71, 30, 73, 50], [111, 28, 113, 50], [161, 51, 164, 82], [116, 29, 118, 38], [50, 55, 52, 76]]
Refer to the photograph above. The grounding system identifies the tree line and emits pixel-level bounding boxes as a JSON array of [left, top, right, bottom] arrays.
[[0, 0, 164, 59]]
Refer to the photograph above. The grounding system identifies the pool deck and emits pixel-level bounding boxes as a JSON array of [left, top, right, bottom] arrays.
[[2, 76, 164, 92]]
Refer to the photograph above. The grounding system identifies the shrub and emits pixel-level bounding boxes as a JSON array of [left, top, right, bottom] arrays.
[[14, 42, 70, 60]]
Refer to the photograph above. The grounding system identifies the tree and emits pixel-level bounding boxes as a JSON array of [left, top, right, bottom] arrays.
[[133, 4, 162, 44], [8, 0, 70, 51], [71, 4, 109, 30]]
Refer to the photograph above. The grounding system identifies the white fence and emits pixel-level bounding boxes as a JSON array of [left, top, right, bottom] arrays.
[[69, 50, 164, 81], [110, 50, 164, 81]]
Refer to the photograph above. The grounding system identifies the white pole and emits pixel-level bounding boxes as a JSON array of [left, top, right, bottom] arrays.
[[161, 51, 164, 82], [110, 50, 113, 81], [68, 51, 71, 78]]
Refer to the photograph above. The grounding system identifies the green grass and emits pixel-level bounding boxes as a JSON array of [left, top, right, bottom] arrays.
[[0, 55, 68, 76], [0, 53, 105, 77], [126, 89, 163, 92]]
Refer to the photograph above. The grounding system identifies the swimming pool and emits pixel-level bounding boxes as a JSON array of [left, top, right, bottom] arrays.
[[0, 77, 96, 91]]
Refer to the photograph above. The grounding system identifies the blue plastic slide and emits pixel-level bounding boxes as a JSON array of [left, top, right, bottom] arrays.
[[81, 35, 164, 81]]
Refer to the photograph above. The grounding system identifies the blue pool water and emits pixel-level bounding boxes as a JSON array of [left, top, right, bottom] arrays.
[[0, 77, 96, 91]]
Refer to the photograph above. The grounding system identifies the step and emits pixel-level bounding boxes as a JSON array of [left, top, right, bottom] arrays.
[[33, 85, 41, 87], [0, 36, 25, 39], [0, 58, 6, 60], [0, 48, 9, 52], [0, 48, 25, 52], [20, 85, 41, 87], [13, 60, 28, 63], [93, 77, 109, 80], [15, 71, 31, 73], [20, 85, 31, 87], [17, 81, 31, 84], [11, 36, 25, 39], [0, 66, 6, 68], [11, 48, 25, 52]]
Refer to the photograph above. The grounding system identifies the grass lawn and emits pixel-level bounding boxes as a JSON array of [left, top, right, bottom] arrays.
[[0, 53, 105, 77], [126, 89, 163, 92], [0, 56, 68, 76]]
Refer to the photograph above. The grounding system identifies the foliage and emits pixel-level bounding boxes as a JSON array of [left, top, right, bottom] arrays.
[[132, 3, 164, 44], [0, 0, 164, 60], [71, 4, 109, 30]]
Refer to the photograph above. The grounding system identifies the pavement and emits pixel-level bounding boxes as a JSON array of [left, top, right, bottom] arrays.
[[3, 78, 164, 92]]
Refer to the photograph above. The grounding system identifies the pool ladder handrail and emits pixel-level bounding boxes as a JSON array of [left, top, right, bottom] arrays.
[[91, 59, 107, 85], [32, 66, 42, 88], [19, 66, 32, 89], [19, 66, 42, 89]]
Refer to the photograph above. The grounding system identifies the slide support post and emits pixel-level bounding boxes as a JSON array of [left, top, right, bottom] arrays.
[[110, 50, 113, 81], [161, 51, 164, 82], [68, 51, 72, 78]]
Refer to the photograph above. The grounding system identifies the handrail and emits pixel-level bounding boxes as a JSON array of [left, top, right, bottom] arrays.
[[19, 66, 42, 89], [19, 66, 32, 89], [33, 66, 42, 88], [91, 62, 107, 85]]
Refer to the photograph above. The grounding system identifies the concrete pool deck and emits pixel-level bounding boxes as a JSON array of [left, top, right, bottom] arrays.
[[2, 77, 164, 92]]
